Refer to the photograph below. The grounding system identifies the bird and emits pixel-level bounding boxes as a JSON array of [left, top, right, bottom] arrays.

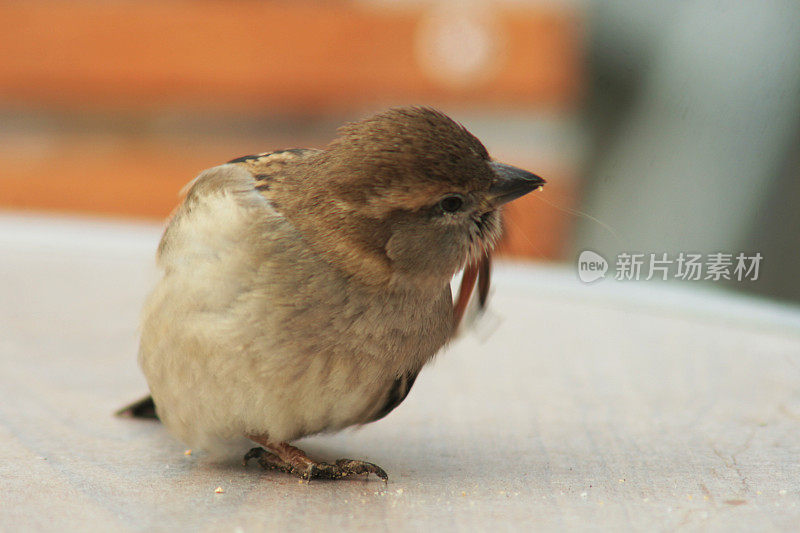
[[124, 107, 545, 481]]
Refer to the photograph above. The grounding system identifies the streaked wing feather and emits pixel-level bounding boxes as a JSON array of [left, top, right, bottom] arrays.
[[227, 149, 320, 195], [366, 371, 419, 423]]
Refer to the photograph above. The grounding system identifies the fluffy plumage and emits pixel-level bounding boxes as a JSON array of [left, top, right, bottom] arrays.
[[136, 107, 544, 478]]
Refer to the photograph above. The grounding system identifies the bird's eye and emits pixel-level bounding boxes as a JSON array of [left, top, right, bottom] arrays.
[[439, 194, 464, 213]]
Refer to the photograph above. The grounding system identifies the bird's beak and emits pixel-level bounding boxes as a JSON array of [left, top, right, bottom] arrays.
[[487, 161, 545, 207]]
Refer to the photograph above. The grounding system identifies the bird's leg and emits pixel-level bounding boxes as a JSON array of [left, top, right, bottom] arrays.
[[242, 447, 294, 475], [244, 436, 388, 481]]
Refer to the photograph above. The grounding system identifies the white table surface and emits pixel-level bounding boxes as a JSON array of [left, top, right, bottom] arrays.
[[1, 212, 799, 532]]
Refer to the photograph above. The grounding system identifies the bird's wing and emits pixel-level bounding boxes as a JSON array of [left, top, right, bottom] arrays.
[[156, 148, 320, 262], [363, 371, 419, 424], [226, 148, 322, 197]]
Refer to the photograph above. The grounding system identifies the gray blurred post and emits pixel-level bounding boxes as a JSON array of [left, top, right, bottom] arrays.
[[576, 1, 800, 281]]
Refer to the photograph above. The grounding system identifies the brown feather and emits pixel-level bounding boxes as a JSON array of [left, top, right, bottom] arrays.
[[453, 253, 492, 330], [453, 262, 478, 329], [477, 253, 491, 308]]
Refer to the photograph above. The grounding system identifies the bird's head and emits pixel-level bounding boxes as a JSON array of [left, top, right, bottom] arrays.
[[276, 107, 545, 290]]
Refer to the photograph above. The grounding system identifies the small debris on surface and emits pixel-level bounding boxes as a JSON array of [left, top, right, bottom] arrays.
[[184, 449, 192, 456], [779, 490, 787, 496], [214, 486, 224, 494], [724, 499, 747, 506]]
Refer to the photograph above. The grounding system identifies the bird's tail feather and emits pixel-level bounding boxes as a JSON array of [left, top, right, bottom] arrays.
[[115, 395, 160, 420]]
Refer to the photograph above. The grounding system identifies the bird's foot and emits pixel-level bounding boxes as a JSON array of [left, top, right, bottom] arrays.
[[243, 441, 388, 481], [330, 458, 389, 481], [243, 447, 294, 475]]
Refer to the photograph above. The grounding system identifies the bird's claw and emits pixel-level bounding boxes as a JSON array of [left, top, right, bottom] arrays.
[[334, 459, 389, 481], [243, 447, 388, 481], [303, 459, 388, 481]]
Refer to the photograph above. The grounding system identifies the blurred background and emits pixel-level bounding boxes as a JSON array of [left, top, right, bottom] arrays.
[[1, 0, 798, 303]]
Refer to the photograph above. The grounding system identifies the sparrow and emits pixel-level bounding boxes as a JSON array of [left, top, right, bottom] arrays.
[[122, 107, 544, 481]]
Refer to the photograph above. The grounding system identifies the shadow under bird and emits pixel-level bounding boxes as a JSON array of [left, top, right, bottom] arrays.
[[118, 107, 544, 480]]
